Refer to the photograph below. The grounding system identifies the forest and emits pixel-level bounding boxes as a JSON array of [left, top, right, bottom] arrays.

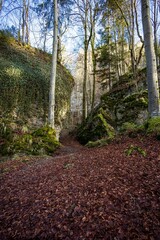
[[0, 0, 160, 239]]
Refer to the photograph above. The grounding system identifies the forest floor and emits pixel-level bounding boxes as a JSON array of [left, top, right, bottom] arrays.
[[0, 135, 160, 239]]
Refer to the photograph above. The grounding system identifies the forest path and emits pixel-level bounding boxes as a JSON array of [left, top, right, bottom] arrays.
[[54, 135, 86, 157], [0, 136, 160, 239]]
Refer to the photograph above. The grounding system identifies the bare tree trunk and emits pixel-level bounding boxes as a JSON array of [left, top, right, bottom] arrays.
[[0, 0, 3, 12], [91, 29, 96, 110], [22, 2, 25, 43], [130, 0, 136, 74], [121, 26, 125, 75], [43, 29, 47, 52], [89, 0, 98, 111], [114, 0, 135, 75], [108, 16, 112, 90], [83, 24, 88, 120], [141, 0, 160, 116], [82, 0, 91, 120], [57, 35, 62, 63], [116, 28, 120, 78], [25, 0, 29, 44], [134, 0, 144, 67], [48, 0, 58, 127], [22, 0, 30, 44], [153, 0, 159, 66]]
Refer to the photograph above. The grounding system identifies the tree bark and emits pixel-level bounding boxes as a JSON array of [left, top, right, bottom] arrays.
[[83, 24, 88, 120], [141, 0, 160, 116], [22, 0, 30, 44], [48, 0, 58, 127], [82, 0, 91, 120], [25, 0, 29, 44], [91, 30, 96, 110], [153, 0, 159, 66], [130, 0, 136, 74]]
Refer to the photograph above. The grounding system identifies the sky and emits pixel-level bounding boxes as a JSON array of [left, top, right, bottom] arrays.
[[0, 0, 159, 73]]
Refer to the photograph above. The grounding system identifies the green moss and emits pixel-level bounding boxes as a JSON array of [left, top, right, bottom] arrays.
[[102, 90, 149, 128], [86, 137, 113, 148], [96, 113, 115, 138], [146, 117, 160, 140], [101, 94, 117, 109], [0, 32, 74, 126], [112, 72, 133, 89], [76, 107, 115, 145], [123, 90, 148, 108], [32, 126, 56, 137], [0, 124, 60, 156], [120, 122, 145, 137]]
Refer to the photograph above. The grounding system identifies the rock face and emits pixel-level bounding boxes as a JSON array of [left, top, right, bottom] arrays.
[[69, 48, 158, 131], [0, 33, 74, 138], [76, 106, 115, 145], [76, 67, 160, 145], [101, 70, 149, 128]]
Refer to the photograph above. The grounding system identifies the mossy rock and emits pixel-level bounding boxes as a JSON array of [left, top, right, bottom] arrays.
[[0, 125, 60, 156], [146, 117, 160, 140], [86, 137, 113, 148], [115, 90, 148, 126], [120, 122, 145, 137], [123, 90, 148, 108], [32, 126, 56, 137], [76, 107, 115, 145], [101, 77, 149, 127]]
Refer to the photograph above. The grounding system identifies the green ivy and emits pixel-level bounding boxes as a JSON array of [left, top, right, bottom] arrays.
[[0, 32, 74, 125]]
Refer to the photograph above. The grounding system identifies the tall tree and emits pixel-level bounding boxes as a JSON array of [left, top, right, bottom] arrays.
[[73, 0, 100, 119], [33, 0, 73, 54], [88, 0, 99, 111], [141, 0, 160, 116], [73, 0, 92, 120], [0, 0, 3, 12], [48, 0, 58, 128], [82, 0, 91, 120], [151, 0, 159, 65], [22, 0, 30, 44]]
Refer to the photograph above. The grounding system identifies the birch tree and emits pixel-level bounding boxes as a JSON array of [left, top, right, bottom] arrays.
[[141, 0, 160, 117], [48, 0, 58, 128]]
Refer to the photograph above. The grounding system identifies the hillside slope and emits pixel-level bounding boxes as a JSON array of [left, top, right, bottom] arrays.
[[77, 66, 160, 145], [0, 32, 74, 129]]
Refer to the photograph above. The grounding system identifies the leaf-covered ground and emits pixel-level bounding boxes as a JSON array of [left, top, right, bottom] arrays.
[[0, 136, 160, 239]]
